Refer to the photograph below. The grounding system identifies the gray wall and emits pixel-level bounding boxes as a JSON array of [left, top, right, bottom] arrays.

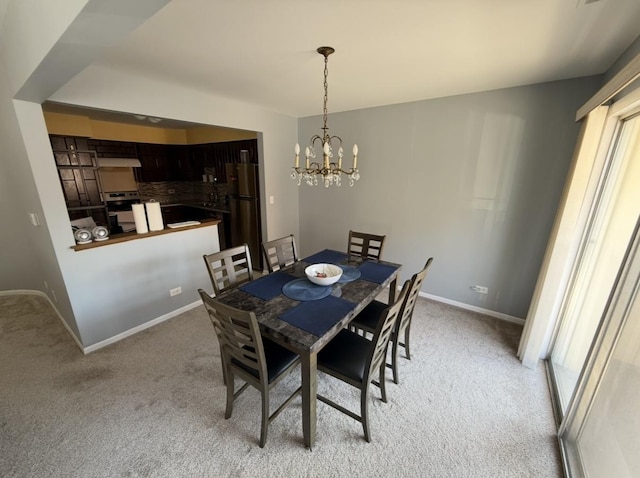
[[0, 64, 42, 291], [298, 77, 602, 319], [0, 50, 80, 339]]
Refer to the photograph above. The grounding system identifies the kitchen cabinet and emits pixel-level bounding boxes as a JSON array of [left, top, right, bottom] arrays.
[[51, 144, 109, 226], [189, 140, 258, 183], [161, 205, 192, 224], [168, 145, 198, 181], [189, 144, 211, 180], [87, 138, 137, 158], [138, 143, 207, 182], [51, 135, 90, 153], [50, 135, 259, 184], [136, 143, 171, 182]]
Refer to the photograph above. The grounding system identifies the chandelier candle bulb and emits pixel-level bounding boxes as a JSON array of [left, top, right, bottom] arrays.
[[323, 142, 330, 169], [353, 144, 358, 170], [294, 143, 300, 168]]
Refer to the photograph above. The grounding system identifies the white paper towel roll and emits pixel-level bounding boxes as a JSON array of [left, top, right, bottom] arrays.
[[145, 200, 164, 231], [132, 203, 149, 234]]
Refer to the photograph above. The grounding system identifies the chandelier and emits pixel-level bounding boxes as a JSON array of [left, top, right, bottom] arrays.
[[291, 46, 360, 187]]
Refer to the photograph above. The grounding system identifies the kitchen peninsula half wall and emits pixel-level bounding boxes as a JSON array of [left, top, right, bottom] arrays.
[[70, 219, 221, 350]]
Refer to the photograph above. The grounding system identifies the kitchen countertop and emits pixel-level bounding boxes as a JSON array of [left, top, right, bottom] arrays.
[[72, 218, 220, 251]]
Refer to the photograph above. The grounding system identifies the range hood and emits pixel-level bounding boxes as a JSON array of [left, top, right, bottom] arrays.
[[97, 158, 141, 168]]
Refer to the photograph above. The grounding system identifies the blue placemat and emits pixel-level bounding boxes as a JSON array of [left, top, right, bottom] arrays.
[[302, 249, 348, 264], [359, 261, 399, 284], [337, 265, 361, 283], [279, 295, 356, 336], [239, 271, 296, 301], [282, 278, 332, 301]]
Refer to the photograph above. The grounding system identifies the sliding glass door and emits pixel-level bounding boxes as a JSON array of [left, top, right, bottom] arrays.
[[548, 112, 640, 414], [547, 104, 640, 477], [560, 215, 640, 478]]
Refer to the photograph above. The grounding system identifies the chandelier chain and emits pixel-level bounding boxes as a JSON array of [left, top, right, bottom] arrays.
[[322, 53, 329, 140]]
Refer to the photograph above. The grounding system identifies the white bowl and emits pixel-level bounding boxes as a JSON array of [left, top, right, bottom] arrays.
[[305, 263, 343, 286]]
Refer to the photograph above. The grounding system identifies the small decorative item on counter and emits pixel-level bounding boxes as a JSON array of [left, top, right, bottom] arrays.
[[92, 226, 109, 241], [73, 228, 93, 244]]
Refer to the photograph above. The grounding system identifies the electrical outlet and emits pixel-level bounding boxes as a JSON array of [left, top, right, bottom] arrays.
[[51, 289, 58, 302], [29, 212, 40, 226], [470, 285, 488, 294], [169, 287, 182, 297]]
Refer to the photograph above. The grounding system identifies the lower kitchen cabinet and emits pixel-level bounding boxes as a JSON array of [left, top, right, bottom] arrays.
[[160, 205, 228, 249], [161, 205, 195, 224]]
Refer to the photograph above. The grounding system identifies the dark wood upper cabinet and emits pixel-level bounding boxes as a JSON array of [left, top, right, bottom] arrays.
[[136, 143, 170, 182], [168, 144, 198, 181], [50, 136, 258, 183]]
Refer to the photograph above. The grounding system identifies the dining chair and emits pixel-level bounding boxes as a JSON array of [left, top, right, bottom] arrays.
[[347, 230, 386, 261], [350, 258, 433, 384], [203, 243, 254, 296], [198, 290, 302, 448], [262, 234, 298, 273], [316, 281, 409, 443]]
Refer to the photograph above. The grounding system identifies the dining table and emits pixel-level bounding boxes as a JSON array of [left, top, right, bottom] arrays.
[[212, 248, 401, 449]]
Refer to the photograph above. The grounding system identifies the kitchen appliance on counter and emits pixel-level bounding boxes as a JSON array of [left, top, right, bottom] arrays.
[[104, 191, 142, 233], [226, 161, 262, 270]]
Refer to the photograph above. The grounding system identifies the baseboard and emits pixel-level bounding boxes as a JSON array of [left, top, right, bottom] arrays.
[[0, 289, 85, 351], [1, 289, 204, 354], [5, 288, 523, 355], [83, 300, 203, 354], [419, 291, 525, 325]]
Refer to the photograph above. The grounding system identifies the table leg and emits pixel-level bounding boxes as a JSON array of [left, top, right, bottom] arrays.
[[301, 351, 317, 449], [388, 277, 398, 304]]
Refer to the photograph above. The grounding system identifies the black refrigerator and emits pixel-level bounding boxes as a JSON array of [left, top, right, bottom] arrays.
[[226, 162, 262, 270]]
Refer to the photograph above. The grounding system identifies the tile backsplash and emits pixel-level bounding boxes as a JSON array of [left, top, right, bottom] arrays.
[[138, 180, 228, 205]]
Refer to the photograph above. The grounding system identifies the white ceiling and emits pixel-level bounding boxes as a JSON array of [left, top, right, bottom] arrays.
[[49, 0, 640, 121]]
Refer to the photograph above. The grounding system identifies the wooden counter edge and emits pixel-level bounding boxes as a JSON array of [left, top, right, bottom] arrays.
[[71, 219, 220, 251]]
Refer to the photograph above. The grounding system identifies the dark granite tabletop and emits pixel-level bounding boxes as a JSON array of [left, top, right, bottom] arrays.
[[214, 252, 401, 354]]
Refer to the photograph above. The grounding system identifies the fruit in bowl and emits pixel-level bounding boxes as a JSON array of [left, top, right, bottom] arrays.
[[305, 263, 343, 286]]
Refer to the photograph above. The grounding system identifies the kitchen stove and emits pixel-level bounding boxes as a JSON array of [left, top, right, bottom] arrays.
[[104, 191, 140, 204], [103, 191, 141, 233]]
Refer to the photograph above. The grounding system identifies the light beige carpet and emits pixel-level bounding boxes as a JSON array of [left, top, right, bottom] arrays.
[[0, 293, 561, 477]]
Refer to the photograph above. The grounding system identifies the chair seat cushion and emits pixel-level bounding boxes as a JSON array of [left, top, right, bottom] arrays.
[[350, 300, 387, 332], [232, 338, 298, 383], [317, 329, 372, 383]]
